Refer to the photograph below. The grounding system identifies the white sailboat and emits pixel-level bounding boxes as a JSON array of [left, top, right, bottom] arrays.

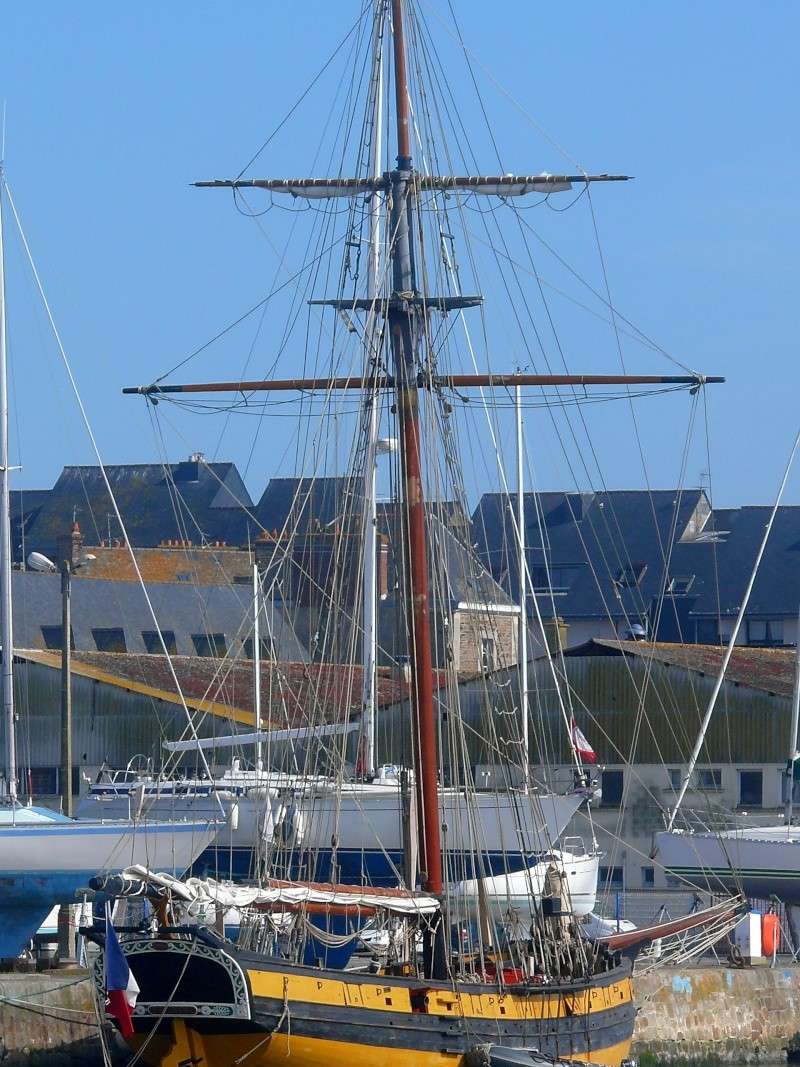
[[0, 169, 222, 958], [78, 758, 587, 885]]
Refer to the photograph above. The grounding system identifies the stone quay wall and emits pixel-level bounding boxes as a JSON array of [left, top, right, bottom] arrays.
[[634, 965, 800, 1064], [0, 970, 123, 1067]]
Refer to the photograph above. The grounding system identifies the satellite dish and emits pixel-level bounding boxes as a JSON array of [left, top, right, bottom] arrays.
[[27, 551, 57, 573]]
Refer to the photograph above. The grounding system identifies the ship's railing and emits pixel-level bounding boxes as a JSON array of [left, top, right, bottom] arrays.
[[665, 805, 784, 834]]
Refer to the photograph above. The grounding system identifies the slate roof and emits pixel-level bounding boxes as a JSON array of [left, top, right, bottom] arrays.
[[22, 459, 257, 560], [671, 506, 800, 617], [255, 478, 472, 541], [255, 477, 357, 534], [378, 508, 514, 610], [20, 461, 800, 644], [10, 489, 51, 558], [11, 571, 307, 662], [472, 489, 710, 624]]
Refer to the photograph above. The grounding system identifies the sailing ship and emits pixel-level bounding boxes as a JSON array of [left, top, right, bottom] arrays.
[[0, 170, 223, 960], [86, 1, 727, 1063]]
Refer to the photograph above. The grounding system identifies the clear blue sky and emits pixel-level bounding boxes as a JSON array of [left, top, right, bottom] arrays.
[[1, 2, 798, 510]]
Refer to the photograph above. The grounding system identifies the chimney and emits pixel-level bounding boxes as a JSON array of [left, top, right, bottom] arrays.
[[56, 520, 84, 570], [542, 616, 569, 655]]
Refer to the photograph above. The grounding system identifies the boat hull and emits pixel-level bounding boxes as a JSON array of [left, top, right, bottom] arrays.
[[107, 934, 635, 1067], [81, 781, 584, 885], [131, 1026, 634, 1067], [194, 844, 567, 884], [656, 826, 800, 899], [453, 850, 600, 921], [0, 819, 217, 958]]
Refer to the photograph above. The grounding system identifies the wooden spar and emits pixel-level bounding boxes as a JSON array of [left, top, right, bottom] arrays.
[[192, 173, 632, 191], [252, 901, 381, 916], [389, 0, 443, 902], [124, 373, 724, 395]]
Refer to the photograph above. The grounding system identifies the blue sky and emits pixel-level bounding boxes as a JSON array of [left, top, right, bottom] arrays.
[[1, 2, 798, 511]]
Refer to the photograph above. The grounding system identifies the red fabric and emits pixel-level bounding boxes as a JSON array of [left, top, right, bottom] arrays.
[[570, 717, 597, 764], [107, 989, 135, 1039]]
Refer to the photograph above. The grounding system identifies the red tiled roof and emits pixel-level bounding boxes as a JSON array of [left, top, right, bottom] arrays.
[[589, 639, 797, 698], [65, 652, 456, 725]]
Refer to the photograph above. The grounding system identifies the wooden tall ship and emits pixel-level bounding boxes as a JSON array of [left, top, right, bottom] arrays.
[[88, 2, 724, 1064]]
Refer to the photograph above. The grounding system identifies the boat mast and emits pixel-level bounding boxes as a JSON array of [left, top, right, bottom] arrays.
[[361, 0, 386, 779], [387, 0, 443, 896], [515, 385, 529, 790], [785, 607, 800, 825], [252, 561, 263, 770], [0, 173, 16, 804]]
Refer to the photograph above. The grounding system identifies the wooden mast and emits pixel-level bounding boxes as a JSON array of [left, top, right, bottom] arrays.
[[387, 0, 443, 900]]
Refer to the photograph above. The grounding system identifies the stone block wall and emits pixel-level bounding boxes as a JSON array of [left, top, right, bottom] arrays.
[[634, 965, 800, 1064]]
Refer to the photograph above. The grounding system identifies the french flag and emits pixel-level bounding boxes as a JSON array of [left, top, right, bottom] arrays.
[[570, 717, 597, 765], [105, 905, 139, 1039]]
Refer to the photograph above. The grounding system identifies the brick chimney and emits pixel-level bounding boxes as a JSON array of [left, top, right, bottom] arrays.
[[56, 520, 84, 570]]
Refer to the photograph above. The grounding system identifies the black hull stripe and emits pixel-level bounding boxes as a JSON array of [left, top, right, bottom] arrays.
[[250, 992, 636, 1056], [233, 946, 632, 997]]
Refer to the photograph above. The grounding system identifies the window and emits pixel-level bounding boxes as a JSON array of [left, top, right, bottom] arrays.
[[667, 575, 695, 595], [614, 563, 647, 589], [746, 619, 784, 647], [739, 770, 763, 808], [243, 636, 274, 660], [696, 767, 722, 791], [695, 618, 720, 645], [26, 767, 80, 797], [641, 866, 655, 887], [666, 768, 682, 791], [41, 625, 75, 651], [176, 573, 192, 583], [192, 633, 227, 657], [92, 628, 127, 653], [480, 636, 496, 674], [27, 767, 57, 794], [142, 630, 177, 655], [600, 770, 624, 807], [599, 866, 624, 890], [530, 564, 582, 593]]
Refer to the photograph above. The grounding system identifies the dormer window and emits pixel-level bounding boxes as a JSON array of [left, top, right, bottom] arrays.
[[668, 575, 695, 595], [614, 563, 647, 589]]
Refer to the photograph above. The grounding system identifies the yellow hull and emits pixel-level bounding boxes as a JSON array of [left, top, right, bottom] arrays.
[[147, 1021, 633, 1067], [116, 932, 634, 1067]]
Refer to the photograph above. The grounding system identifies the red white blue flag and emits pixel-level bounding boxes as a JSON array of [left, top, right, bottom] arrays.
[[105, 905, 139, 1039], [570, 717, 597, 765]]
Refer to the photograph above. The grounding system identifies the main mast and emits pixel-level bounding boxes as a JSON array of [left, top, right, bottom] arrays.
[[387, 0, 443, 896]]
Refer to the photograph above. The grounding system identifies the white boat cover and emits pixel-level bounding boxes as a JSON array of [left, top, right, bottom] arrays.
[[114, 865, 441, 916]]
